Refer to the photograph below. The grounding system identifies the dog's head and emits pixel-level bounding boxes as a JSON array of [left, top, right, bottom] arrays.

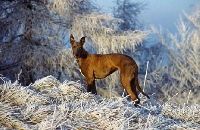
[[70, 34, 86, 58]]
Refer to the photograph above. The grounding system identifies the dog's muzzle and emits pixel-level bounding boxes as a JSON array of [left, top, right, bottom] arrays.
[[74, 47, 83, 58]]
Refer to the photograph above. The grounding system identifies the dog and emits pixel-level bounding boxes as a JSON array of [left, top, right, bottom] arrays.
[[70, 34, 149, 104]]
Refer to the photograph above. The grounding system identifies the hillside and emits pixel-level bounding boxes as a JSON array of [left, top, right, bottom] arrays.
[[0, 75, 199, 129]]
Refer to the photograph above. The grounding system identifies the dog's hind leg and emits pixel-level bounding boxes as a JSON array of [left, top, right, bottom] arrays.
[[120, 67, 140, 104], [134, 77, 150, 99], [130, 78, 140, 104], [121, 77, 139, 104]]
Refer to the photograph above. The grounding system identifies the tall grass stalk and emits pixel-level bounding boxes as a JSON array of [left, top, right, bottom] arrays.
[[143, 61, 149, 91]]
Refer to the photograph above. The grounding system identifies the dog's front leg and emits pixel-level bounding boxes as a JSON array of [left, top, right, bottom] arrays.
[[87, 78, 97, 94]]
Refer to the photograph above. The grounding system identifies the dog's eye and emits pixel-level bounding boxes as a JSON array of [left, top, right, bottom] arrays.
[[73, 46, 76, 48]]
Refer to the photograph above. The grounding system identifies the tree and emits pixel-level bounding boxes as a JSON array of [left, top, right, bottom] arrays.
[[0, 0, 96, 85], [150, 4, 200, 104], [0, 0, 148, 98], [112, 0, 146, 31]]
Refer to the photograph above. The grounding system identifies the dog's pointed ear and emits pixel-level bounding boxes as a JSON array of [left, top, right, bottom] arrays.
[[80, 36, 86, 45], [70, 34, 75, 44]]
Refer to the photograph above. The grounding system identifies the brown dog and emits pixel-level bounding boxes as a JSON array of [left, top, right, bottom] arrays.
[[70, 34, 149, 104]]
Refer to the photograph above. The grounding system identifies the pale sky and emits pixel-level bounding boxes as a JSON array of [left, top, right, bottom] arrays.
[[93, 0, 200, 34]]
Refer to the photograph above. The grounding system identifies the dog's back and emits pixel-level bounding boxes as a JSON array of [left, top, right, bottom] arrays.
[[87, 54, 138, 79]]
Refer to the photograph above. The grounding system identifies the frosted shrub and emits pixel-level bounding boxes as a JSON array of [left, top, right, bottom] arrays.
[[59, 80, 83, 95], [0, 80, 50, 106], [162, 103, 200, 123], [0, 102, 29, 130], [33, 75, 60, 91], [150, 4, 200, 104]]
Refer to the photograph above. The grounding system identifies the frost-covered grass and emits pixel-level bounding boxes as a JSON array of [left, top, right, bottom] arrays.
[[0, 75, 200, 130]]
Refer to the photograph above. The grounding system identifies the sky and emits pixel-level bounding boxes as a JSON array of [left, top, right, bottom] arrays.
[[93, 0, 200, 34]]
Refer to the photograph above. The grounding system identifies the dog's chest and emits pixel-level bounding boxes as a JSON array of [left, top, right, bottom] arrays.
[[77, 59, 90, 76], [79, 68, 85, 77]]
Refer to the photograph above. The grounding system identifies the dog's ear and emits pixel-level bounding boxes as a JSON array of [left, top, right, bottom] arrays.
[[80, 36, 86, 45], [70, 34, 75, 44]]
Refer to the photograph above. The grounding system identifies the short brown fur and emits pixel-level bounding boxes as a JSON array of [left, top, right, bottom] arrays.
[[70, 34, 149, 104]]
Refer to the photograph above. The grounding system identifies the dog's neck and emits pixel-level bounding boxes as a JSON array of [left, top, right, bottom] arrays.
[[80, 47, 88, 58]]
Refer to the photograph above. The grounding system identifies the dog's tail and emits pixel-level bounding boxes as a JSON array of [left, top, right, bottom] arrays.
[[135, 78, 150, 99]]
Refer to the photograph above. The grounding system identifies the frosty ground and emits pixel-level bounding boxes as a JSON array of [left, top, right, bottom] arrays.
[[0, 75, 199, 129]]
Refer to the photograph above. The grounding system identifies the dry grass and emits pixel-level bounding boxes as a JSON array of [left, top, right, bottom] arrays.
[[0, 75, 199, 129]]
